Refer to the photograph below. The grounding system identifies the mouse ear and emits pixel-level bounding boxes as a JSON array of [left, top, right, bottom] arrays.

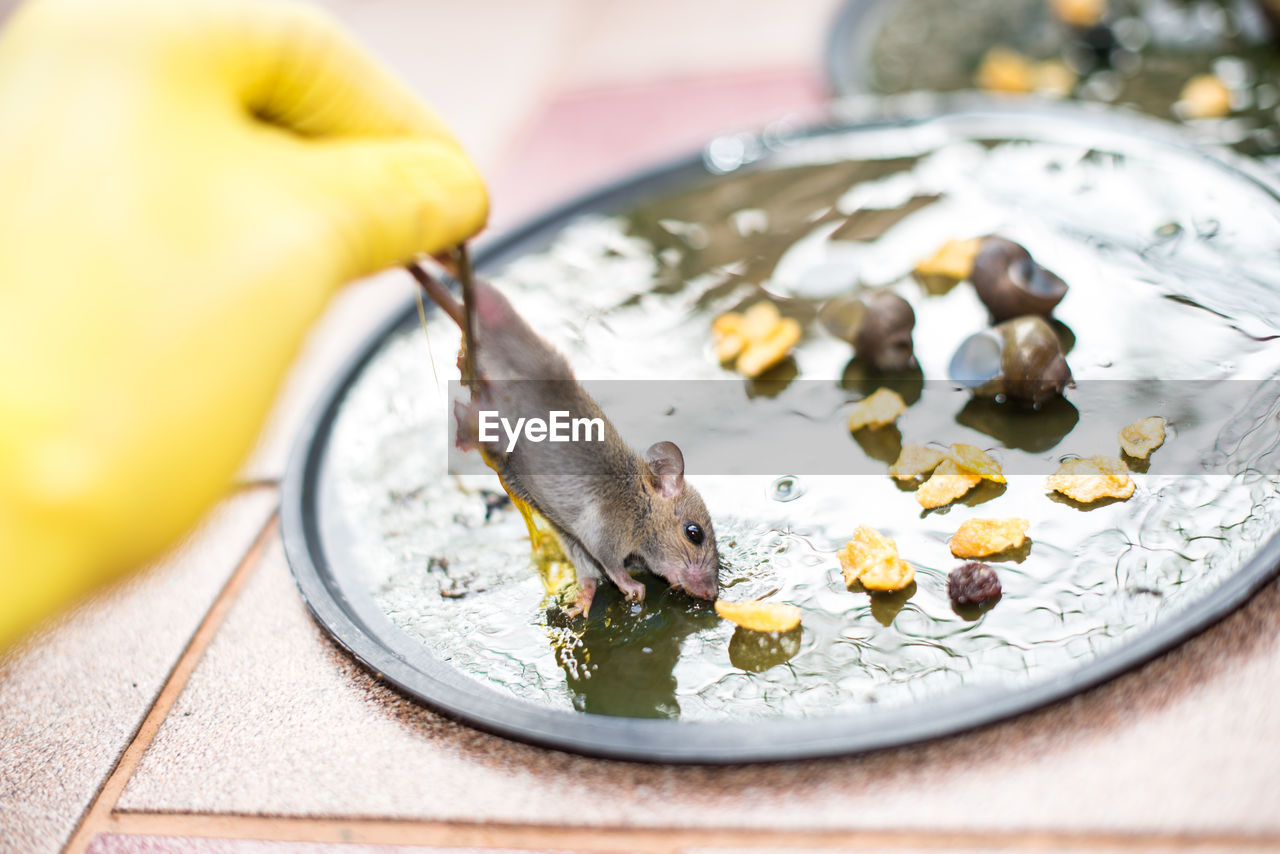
[[644, 441, 685, 499]]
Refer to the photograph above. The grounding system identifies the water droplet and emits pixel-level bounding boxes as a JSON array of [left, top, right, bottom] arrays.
[[770, 476, 806, 502]]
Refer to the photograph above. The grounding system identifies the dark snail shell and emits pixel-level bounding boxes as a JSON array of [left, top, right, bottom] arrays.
[[949, 315, 1072, 404], [818, 290, 916, 371], [971, 237, 1068, 321]]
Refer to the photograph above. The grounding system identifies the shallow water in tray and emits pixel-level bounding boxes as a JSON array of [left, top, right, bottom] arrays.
[[329, 121, 1280, 721]]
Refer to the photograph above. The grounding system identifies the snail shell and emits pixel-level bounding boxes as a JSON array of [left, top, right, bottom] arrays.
[[818, 290, 916, 371], [971, 237, 1068, 321], [949, 315, 1072, 404]]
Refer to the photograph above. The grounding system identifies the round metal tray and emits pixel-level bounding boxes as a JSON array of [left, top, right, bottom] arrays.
[[283, 104, 1280, 763]]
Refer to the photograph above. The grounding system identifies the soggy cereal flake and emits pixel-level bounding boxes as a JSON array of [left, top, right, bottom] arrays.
[[712, 302, 801, 377], [916, 459, 983, 509], [948, 443, 1006, 483], [740, 301, 783, 340], [714, 330, 746, 363], [714, 599, 802, 633], [1050, 0, 1106, 28], [1033, 60, 1077, 98], [1178, 74, 1232, 119], [1119, 416, 1166, 460], [1047, 455, 1135, 503], [890, 443, 947, 481], [838, 525, 915, 592], [847, 387, 907, 432], [914, 237, 981, 282], [712, 312, 742, 336], [950, 517, 1030, 558], [976, 47, 1034, 94], [737, 317, 801, 377]]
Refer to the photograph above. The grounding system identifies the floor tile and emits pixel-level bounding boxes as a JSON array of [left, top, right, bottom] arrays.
[[87, 836, 589, 854], [0, 488, 278, 854], [683, 849, 1246, 854], [119, 528, 1280, 837]]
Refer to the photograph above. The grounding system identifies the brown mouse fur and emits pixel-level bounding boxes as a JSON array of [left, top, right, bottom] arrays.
[[420, 274, 720, 614]]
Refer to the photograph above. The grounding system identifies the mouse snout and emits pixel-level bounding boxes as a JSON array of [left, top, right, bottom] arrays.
[[677, 561, 720, 601]]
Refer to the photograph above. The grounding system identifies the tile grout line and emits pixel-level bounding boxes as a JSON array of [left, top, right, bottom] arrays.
[[61, 502, 282, 854], [95, 812, 1280, 852]]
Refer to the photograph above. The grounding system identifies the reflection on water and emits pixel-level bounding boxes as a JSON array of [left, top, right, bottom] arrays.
[[549, 575, 721, 718], [956, 395, 1081, 452], [333, 119, 1280, 722]]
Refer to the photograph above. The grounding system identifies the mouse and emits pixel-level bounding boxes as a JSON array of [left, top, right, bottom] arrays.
[[415, 269, 720, 615]]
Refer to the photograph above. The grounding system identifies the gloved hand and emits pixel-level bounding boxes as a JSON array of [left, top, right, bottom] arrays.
[[0, 0, 488, 649]]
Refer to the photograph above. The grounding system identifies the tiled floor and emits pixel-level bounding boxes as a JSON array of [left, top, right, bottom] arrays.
[[4, 1, 1280, 853]]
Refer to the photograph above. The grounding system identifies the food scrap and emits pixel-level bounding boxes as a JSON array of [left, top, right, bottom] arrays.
[[1047, 455, 1135, 503], [838, 525, 915, 592], [890, 442, 948, 482], [1031, 60, 1077, 98], [975, 47, 1079, 98], [714, 599, 802, 633], [1119, 416, 1166, 460], [1177, 74, 1233, 119], [950, 517, 1030, 558], [976, 46, 1035, 93], [916, 459, 984, 509], [847, 387, 908, 432], [914, 237, 982, 289], [948, 562, 1003, 606], [1050, 0, 1107, 28], [713, 301, 802, 377], [948, 443, 1006, 483]]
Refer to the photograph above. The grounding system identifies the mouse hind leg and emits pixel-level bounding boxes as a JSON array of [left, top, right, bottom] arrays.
[[559, 537, 606, 617]]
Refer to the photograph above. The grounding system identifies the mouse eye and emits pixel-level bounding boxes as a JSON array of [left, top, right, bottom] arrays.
[[683, 522, 704, 545]]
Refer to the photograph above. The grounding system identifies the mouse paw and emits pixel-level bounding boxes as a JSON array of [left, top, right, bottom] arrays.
[[565, 579, 596, 618], [616, 574, 646, 603]]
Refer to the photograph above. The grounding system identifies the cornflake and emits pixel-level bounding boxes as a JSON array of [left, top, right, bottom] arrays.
[[1050, 0, 1106, 28], [1178, 74, 1232, 119], [914, 237, 981, 282], [712, 301, 802, 377], [714, 599, 802, 633], [1047, 455, 1135, 503], [847, 388, 907, 432], [890, 442, 947, 481], [916, 459, 983, 509], [950, 517, 1030, 558], [1119, 416, 1166, 460], [976, 47, 1035, 94], [838, 525, 915, 592], [948, 443, 1005, 483]]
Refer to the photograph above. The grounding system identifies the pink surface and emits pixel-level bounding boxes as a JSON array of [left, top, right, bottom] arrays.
[[490, 70, 827, 227], [86, 837, 577, 854]]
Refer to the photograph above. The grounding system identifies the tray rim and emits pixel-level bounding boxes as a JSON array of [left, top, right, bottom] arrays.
[[281, 102, 1280, 764]]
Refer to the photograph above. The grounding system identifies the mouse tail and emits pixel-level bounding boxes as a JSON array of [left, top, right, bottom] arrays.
[[406, 263, 465, 328]]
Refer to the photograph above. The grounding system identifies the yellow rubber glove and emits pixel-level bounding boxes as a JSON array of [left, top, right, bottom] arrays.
[[0, 0, 488, 650]]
